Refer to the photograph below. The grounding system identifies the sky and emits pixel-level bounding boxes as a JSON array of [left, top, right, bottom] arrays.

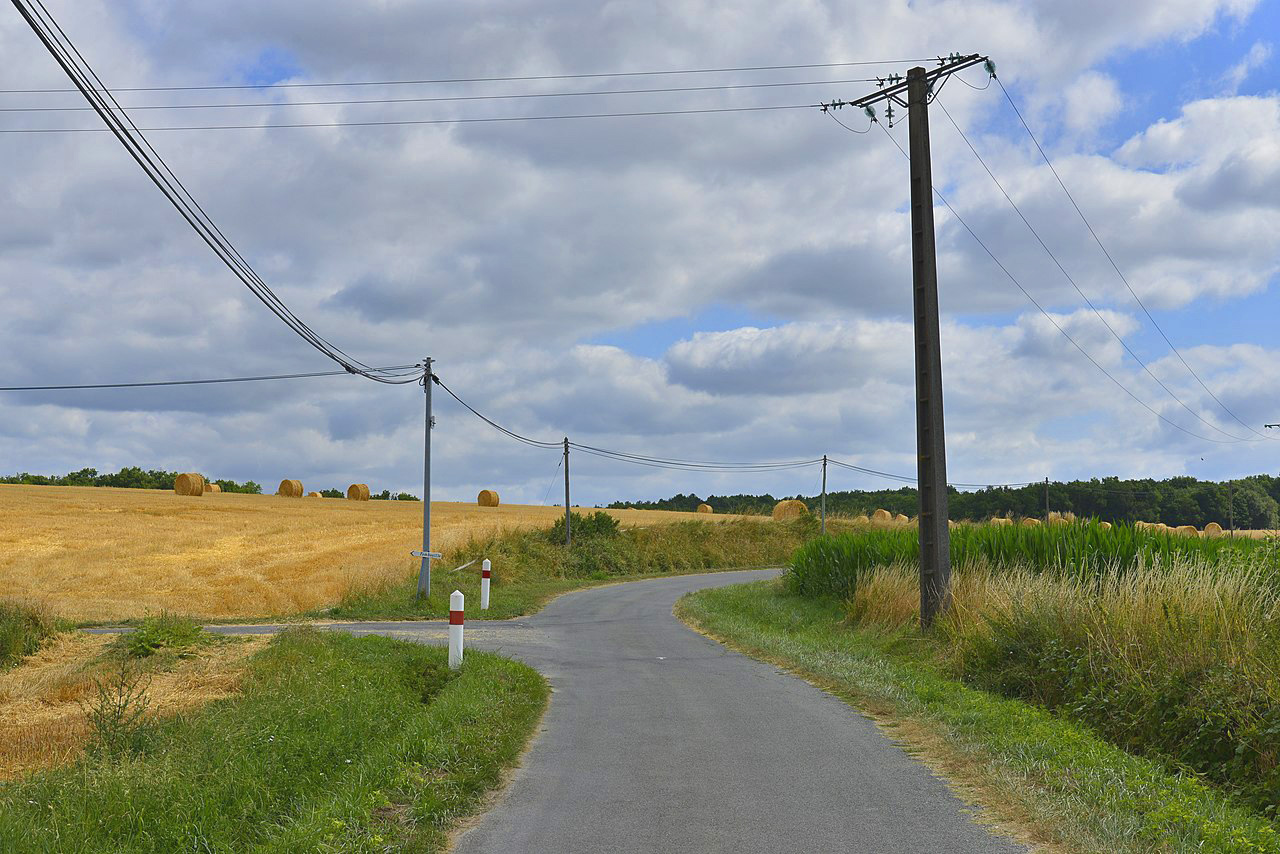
[[1, 0, 1278, 506]]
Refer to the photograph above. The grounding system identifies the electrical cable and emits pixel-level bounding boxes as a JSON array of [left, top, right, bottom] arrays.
[[2, 101, 819, 133], [0, 76, 886, 112], [934, 96, 1255, 443], [826, 111, 872, 134], [430, 375, 561, 449], [11, 0, 415, 384], [433, 374, 824, 471], [0, 58, 941, 95], [860, 119, 1244, 445], [0, 364, 422, 392], [993, 77, 1275, 442]]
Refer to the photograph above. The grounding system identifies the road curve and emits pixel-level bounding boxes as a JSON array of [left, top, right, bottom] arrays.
[[133, 571, 1026, 852]]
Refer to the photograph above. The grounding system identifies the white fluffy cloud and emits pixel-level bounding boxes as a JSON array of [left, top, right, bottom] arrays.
[[1, 0, 1277, 504]]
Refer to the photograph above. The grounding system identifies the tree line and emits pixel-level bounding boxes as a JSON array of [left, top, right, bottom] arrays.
[[1, 467, 263, 494], [0, 467, 420, 501], [607, 474, 1280, 530]]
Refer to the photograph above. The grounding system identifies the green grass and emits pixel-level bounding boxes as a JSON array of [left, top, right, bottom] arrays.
[[321, 515, 817, 621], [109, 613, 208, 659], [0, 628, 548, 853], [0, 601, 58, 668], [788, 520, 1276, 598], [678, 581, 1280, 854]]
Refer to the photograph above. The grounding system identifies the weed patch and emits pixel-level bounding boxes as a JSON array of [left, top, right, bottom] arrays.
[[0, 602, 57, 668]]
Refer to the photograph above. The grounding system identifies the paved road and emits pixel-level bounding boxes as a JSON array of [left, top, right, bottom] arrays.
[[115, 571, 1026, 852]]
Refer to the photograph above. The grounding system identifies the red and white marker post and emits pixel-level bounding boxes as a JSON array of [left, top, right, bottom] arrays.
[[480, 559, 491, 610], [448, 590, 464, 669]]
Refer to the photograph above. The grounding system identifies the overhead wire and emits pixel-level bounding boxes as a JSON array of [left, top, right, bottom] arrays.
[[2, 102, 819, 133], [860, 118, 1242, 445], [0, 76, 886, 113], [11, 0, 415, 384], [933, 95, 1255, 443], [0, 58, 941, 94], [993, 77, 1275, 441], [0, 365, 422, 392]]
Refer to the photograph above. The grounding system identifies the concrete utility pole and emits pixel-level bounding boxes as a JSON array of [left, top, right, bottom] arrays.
[[417, 358, 435, 598], [907, 65, 951, 630], [821, 455, 828, 536], [563, 437, 572, 547], [820, 53, 986, 629], [1044, 477, 1050, 521]]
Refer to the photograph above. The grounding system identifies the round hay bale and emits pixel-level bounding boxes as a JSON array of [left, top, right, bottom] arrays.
[[174, 473, 205, 496], [772, 499, 809, 520], [872, 508, 893, 523], [1099, 521, 1112, 530], [276, 479, 304, 498], [1021, 517, 1041, 527], [206, 483, 222, 494], [696, 503, 713, 514], [990, 517, 1012, 526], [346, 484, 371, 501], [1203, 521, 1224, 536], [477, 489, 500, 507], [894, 513, 910, 524], [307, 491, 322, 498], [1175, 524, 1200, 536]]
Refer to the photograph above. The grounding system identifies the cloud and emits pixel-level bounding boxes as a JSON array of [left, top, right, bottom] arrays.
[[1221, 40, 1272, 92], [0, 0, 1277, 505]]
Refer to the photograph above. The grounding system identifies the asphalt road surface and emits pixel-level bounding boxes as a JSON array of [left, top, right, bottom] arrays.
[[145, 570, 1028, 852]]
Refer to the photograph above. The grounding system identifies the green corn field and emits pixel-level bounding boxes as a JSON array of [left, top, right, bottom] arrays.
[[788, 520, 1279, 599]]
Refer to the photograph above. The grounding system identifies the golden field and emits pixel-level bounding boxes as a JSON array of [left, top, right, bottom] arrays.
[[0, 484, 742, 622]]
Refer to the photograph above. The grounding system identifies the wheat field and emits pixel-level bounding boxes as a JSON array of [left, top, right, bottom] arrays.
[[0, 485, 740, 622]]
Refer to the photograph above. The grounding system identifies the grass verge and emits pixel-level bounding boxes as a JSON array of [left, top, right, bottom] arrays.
[[0, 628, 548, 852], [319, 514, 817, 621], [677, 580, 1280, 854]]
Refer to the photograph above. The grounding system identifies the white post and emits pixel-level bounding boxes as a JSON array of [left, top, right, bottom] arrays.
[[448, 590, 464, 669], [481, 559, 491, 610]]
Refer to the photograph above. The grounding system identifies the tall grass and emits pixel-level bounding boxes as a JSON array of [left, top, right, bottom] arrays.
[[788, 520, 1276, 597], [787, 522, 1280, 813], [843, 558, 1280, 815], [0, 602, 56, 668]]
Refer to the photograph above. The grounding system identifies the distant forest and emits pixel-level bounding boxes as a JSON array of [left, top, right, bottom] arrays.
[[0, 467, 419, 500], [608, 475, 1280, 530]]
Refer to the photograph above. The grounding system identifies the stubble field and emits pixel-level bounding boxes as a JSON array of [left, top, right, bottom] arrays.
[[0, 485, 739, 622]]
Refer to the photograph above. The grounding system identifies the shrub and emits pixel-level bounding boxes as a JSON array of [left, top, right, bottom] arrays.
[[114, 614, 206, 659], [85, 656, 153, 761], [0, 601, 57, 668], [547, 510, 621, 544]]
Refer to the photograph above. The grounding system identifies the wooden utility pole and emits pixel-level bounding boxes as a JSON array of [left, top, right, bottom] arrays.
[[907, 66, 951, 629]]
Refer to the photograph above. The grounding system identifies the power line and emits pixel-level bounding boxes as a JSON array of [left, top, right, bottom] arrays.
[[0, 59, 939, 95], [0, 365, 422, 392], [862, 119, 1242, 445], [1, 101, 817, 133], [0, 76, 884, 112], [933, 95, 1255, 444], [994, 77, 1275, 442], [10, 0, 415, 384]]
